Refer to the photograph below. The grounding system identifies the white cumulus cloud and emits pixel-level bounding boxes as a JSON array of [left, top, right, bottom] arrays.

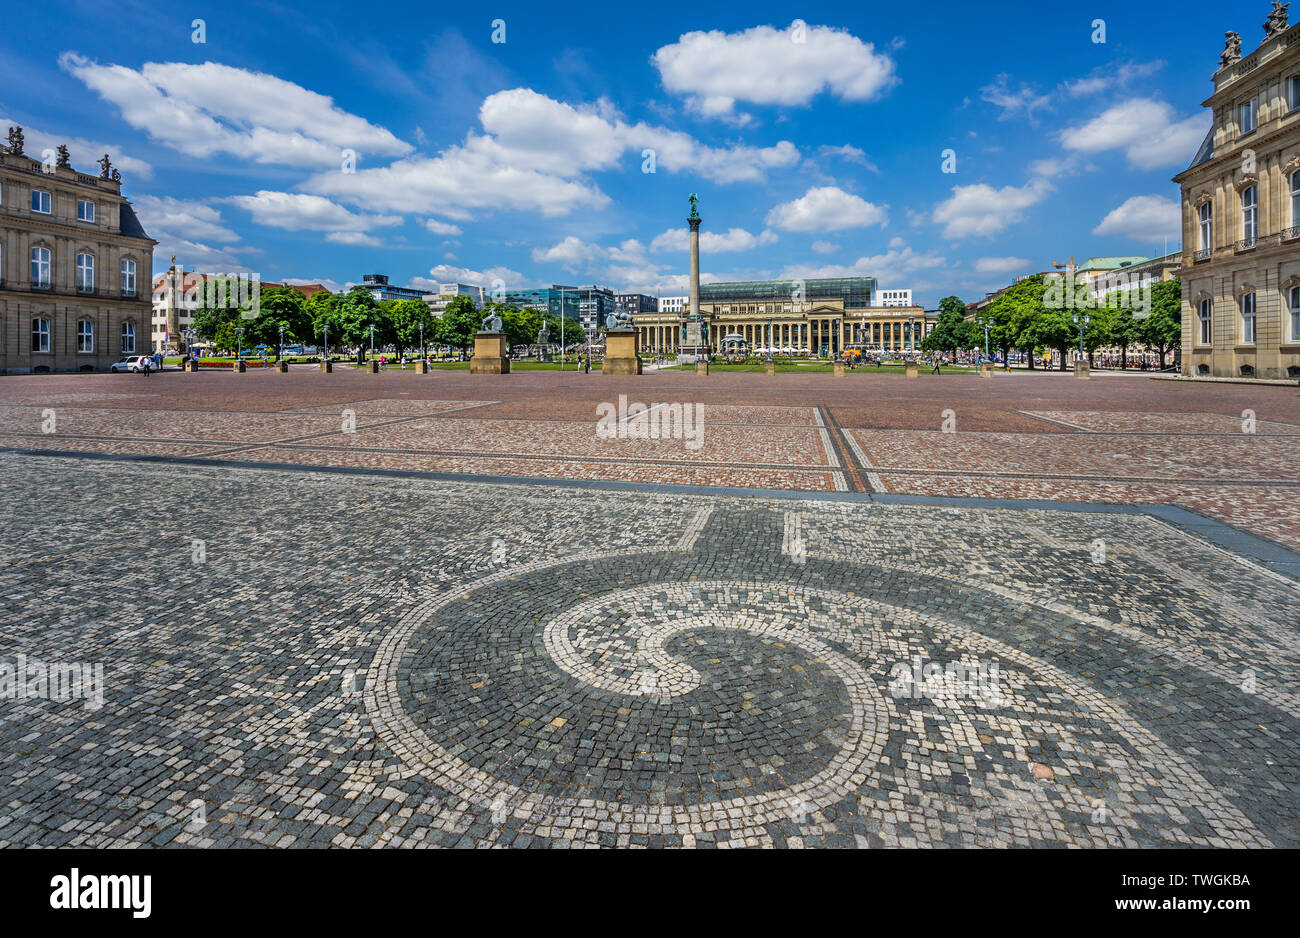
[[1092, 194, 1181, 242], [765, 186, 887, 232], [932, 179, 1053, 239], [1059, 98, 1209, 169]]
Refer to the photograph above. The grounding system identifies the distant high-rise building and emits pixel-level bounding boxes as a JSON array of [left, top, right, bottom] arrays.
[[357, 273, 430, 302]]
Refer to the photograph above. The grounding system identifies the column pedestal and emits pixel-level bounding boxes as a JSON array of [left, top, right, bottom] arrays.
[[905, 361, 919, 379], [417, 361, 429, 374], [275, 360, 288, 373], [833, 361, 845, 377], [232, 361, 246, 373], [763, 360, 775, 376], [320, 360, 332, 373], [695, 359, 708, 375], [1074, 361, 1091, 379], [602, 328, 642, 375], [470, 332, 510, 374], [978, 362, 994, 377], [366, 360, 380, 374]]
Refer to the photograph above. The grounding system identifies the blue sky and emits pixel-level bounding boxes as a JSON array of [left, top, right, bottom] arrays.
[[1, 0, 1240, 305]]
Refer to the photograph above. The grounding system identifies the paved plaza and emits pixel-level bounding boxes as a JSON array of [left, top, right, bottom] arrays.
[[0, 369, 1297, 847]]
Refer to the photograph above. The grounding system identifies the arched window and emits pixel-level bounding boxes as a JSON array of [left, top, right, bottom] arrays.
[[77, 253, 95, 293], [121, 321, 136, 353], [30, 246, 50, 288], [31, 318, 50, 353], [77, 319, 94, 353], [1241, 186, 1258, 244], [120, 258, 137, 296]]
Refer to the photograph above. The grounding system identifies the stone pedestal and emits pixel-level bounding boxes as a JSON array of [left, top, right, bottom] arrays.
[[763, 360, 776, 376], [470, 332, 510, 374], [979, 362, 994, 377], [366, 360, 380, 374], [905, 361, 919, 379], [833, 361, 845, 377], [320, 360, 332, 373], [275, 360, 288, 373], [695, 359, 708, 375], [232, 361, 246, 373], [602, 328, 642, 375], [1074, 360, 1090, 379], [417, 361, 429, 374], [183, 360, 198, 373]]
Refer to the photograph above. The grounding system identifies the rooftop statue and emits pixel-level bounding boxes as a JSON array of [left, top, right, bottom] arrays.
[[1264, 1, 1290, 37], [7, 125, 24, 156], [56, 145, 71, 168], [98, 153, 113, 179]]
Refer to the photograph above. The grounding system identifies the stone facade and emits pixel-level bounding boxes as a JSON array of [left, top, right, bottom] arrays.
[[0, 140, 155, 373], [1174, 13, 1300, 379], [634, 298, 932, 357]]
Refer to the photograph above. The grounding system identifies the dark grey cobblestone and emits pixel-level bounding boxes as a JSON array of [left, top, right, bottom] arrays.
[[0, 452, 1295, 848]]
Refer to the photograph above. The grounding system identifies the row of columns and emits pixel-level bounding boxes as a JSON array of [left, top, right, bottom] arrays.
[[636, 318, 931, 354]]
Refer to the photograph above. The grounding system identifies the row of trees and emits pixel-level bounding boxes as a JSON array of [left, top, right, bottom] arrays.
[[190, 281, 590, 356], [921, 275, 1182, 368]]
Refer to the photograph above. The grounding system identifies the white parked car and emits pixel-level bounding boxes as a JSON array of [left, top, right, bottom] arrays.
[[110, 356, 151, 373]]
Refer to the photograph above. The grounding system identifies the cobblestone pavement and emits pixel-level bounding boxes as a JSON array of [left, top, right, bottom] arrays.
[[0, 453, 1295, 848], [0, 368, 1296, 547]]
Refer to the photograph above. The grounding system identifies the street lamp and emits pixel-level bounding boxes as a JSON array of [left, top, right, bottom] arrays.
[[766, 317, 773, 363], [419, 321, 424, 363], [278, 324, 284, 362], [977, 316, 992, 361], [1073, 313, 1091, 363], [908, 316, 916, 357], [369, 323, 375, 361], [323, 323, 329, 362], [235, 327, 243, 361]]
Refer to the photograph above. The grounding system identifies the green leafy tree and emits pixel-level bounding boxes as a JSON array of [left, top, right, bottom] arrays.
[[388, 298, 434, 357], [1142, 279, 1182, 367], [437, 295, 481, 351], [499, 304, 541, 350], [920, 296, 970, 355]]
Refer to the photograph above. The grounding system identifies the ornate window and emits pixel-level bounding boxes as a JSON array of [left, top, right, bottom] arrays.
[[30, 246, 50, 287], [121, 321, 136, 354], [1290, 286, 1300, 344], [1292, 170, 1299, 228], [1199, 201, 1213, 249], [77, 319, 94, 353], [76, 253, 95, 292], [1198, 298, 1213, 346], [1240, 292, 1256, 344], [121, 258, 137, 296], [1241, 186, 1258, 244], [31, 318, 50, 353]]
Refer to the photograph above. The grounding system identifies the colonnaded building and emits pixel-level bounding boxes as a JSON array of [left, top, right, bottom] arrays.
[[630, 276, 931, 356], [1175, 4, 1300, 379], [0, 129, 155, 373]]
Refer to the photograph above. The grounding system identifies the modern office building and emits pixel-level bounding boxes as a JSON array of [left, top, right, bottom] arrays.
[[877, 288, 913, 307], [1174, 7, 1300, 378], [504, 284, 613, 330], [658, 295, 687, 314], [632, 276, 930, 355], [0, 131, 155, 372], [423, 282, 485, 318], [615, 293, 659, 319], [356, 273, 430, 302]]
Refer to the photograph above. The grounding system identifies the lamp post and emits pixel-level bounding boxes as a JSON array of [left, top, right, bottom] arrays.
[[278, 324, 284, 362], [235, 327, 243, 361], [323, 323, 329, 362], [369, 323, 375, 361], [1073, 313, 1090, 363], [559, 288, 566, 370], [977, 316, 992, 361], [833, 318, 840, 358], [419, 322, 424, 363], [908, 316, 916, 357], [766, 317, 773, 363], [184, 328, 195, 367]]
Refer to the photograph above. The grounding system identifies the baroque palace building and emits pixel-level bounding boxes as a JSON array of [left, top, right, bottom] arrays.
[[1, 128, 155, 373], [632, 276, 930, 356], [1174, 3, 1300, 379]]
